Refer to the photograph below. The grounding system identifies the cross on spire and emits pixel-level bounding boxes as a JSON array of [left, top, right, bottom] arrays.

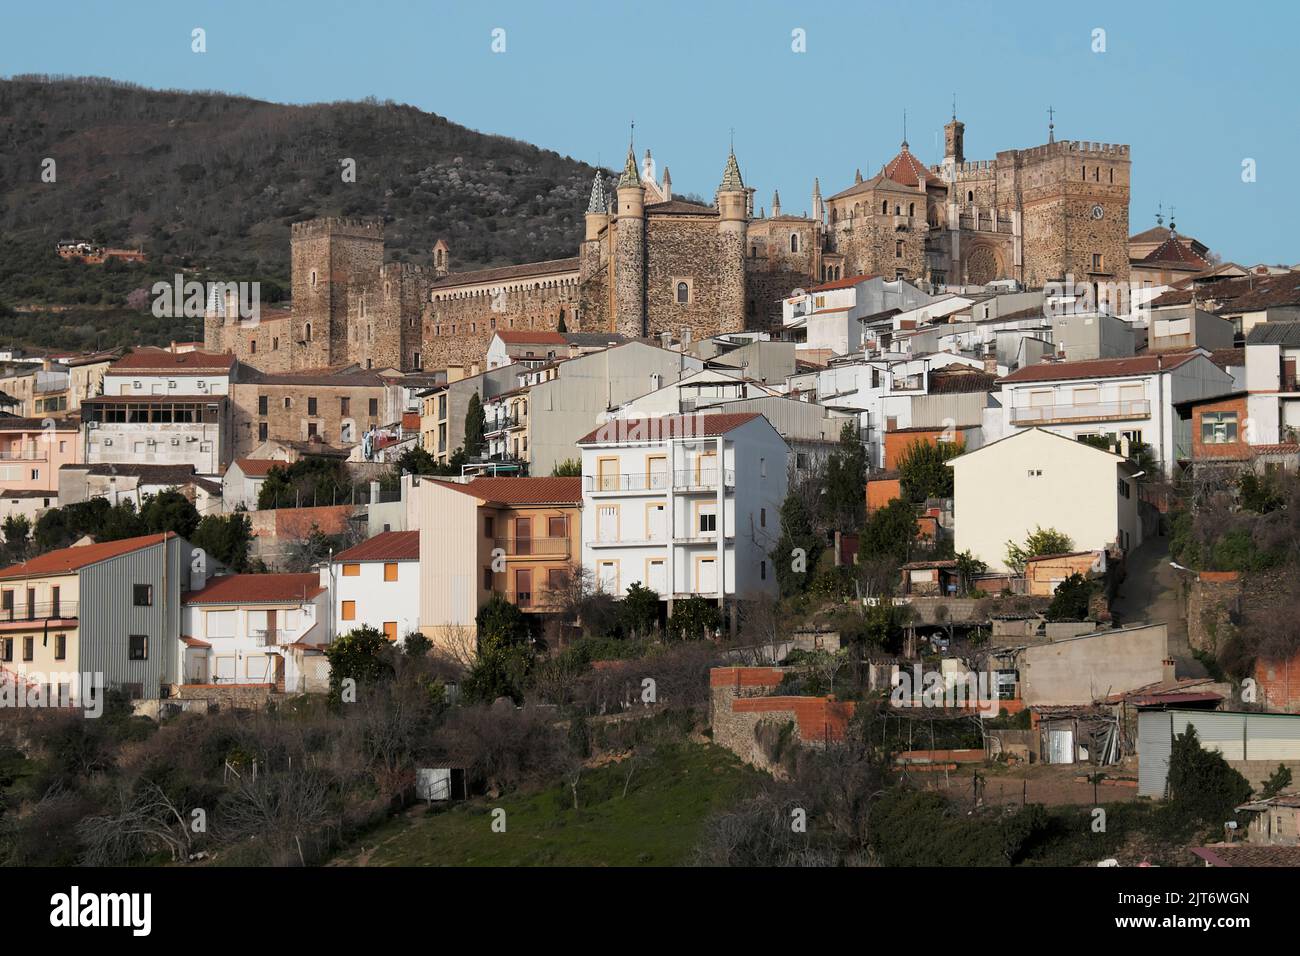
[[1047, 105, 1055, 143], [901, 109, 908, 148]]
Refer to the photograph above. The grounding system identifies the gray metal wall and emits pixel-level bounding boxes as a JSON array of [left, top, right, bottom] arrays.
[[1138, 709, 1300, 797], [78, 535, 190, 699]]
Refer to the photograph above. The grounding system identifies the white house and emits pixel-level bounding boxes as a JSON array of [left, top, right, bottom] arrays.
[[329, 530, 420, 642], [949, 428, 1142, 573], [1245, 322, 1300, 444], [102, 348, 236, 397], [782, 275, 935, 356], [992, 351, 1235, 475], [577, 411, 788, 606], [181, 572, 329, 692], [609, 368, 781, 418]]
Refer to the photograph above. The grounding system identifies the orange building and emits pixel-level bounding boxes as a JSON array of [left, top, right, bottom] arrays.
[[882, 426, 972, 470]]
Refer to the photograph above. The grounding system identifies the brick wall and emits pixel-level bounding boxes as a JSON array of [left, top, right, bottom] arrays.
[[709, 667, 856, 769]]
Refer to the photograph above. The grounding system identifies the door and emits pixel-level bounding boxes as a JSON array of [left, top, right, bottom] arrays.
[[598, 560, 618, 594], [648, 503, 666, 541], [515, 568, 532, 607], [1047, 728, 1075, 764], [647, 559, 666, 594], [696, 451, 718, 485], [598, 505, 618, 542], [648, 455, 669, 490], [515, 517, 532, 556], [215, 656, 236, 682], [597, 457, 620, 491], [697, 558, 717, 594]]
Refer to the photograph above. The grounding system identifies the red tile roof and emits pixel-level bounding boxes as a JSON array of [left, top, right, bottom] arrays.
[[232, 458, 284, 477], [431, 477, 582, 506], [808, 273, 878, 293], [181, 635, 212, 648], [881, 145, 940, 187], [576, 412, 764, 445], [334, 530, 420, 562], [0, 532, 175, 579], [1140, 236, 1209, 269], [1000, 352, 1200, 384], [109, 349, 236, 374], [495, 330, 569, 346], [185, 573, 324, 605]]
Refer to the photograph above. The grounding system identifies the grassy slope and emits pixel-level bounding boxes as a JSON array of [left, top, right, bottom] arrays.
[[334, 741, 761, 867]]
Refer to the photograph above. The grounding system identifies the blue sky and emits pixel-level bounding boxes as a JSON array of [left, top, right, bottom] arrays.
[[2, 0, 1294, 264]]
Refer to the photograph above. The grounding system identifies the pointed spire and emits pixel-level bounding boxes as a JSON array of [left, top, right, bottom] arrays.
[[901, 109, 908, 149], [618, 143, 641, 190], [854, 168, 863, 185], [952, 93, 957, 122], [662, 166, 672, 201], [771, 190, 781, 217], [812, 177, 823, 223], [719, 146, 744, 192], [586, 170, 608, 214], [1047, 105, 1055, 144]]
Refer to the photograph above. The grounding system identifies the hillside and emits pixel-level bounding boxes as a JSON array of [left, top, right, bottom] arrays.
[[0, 75, 604, 292]]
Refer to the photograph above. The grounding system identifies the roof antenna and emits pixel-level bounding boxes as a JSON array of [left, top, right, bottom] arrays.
[[901, 109, 908, 148]]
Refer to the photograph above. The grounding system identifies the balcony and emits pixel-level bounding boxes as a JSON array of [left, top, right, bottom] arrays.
[[249, 628, 279, 647], [0, 448, 48, 461], [492, 535, 571, 557], [0, 601, 79, 628], [1010, 400, 1150, 426], [585, 470, 735, 493]]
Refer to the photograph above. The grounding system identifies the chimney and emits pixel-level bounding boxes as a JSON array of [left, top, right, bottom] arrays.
[[1162, 658, 1176, 685], [983, 354, 998, 374]]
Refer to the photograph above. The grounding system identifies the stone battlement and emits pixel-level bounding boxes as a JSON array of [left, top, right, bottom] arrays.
[[290, 216, 385, 239]]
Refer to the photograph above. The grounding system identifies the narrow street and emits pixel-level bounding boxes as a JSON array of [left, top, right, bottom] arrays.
[[1110, 534, 1202, 677]]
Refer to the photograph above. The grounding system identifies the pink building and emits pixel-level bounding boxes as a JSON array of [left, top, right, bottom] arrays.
[[0, 417, 82, 494]]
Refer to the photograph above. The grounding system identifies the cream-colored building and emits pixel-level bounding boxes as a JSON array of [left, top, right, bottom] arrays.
[[949, 427, 1142, 573]]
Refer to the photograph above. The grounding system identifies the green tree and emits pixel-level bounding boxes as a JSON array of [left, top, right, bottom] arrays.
[[860, 498, 917, 567], [1046, 572, 1098, 621], [551, 458, 581, 477], [256, 457, 353, 510], [619, 582, 660, 637], [823, 422, 867, 531], [464, 392, 486, 458], [461, 632, 533, 704], [191, 512, 253, 572], [771, 489, 822, 597], [1260, 764, 1294, 799], [476, 592, 530, 649], [666, 595, 721, 641], [1004, 526, 1074, 575], [954, 549, 987, 596], [896, 438, 963, 502], [139, 489, 200, 539], [1167, 725, 1252, 825], [2, 515, 31, 563], [325, 625, 394, 702]]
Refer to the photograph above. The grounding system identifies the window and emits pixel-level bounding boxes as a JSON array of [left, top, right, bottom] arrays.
[[258, 422, 268, 441], [699, 511, 717, 534], [133, 584, 153, 606], [547, 567, 568, 593], [341, 397, 350, 416], [307, 422, 317, 438], [55, 633, 66, 661], [1091, 253, 1104, 271], [0, 638, 9, 662], [483, 567, 494, 590], [383, 562, 399, 582], [249, 340, 256, 354], [895, 240, 904, 258], [761, 560, 767, 581], [341, 601, 356, 621], [369, 399, 379, 416], [342, 563, 360, 577], [258, 395, 268, 415], [383, 622, 398, 642], [484, 516, 495, 538], [760, 507, 767, 528], [284, 396, 292, 409], [789, 233, 799, 253], [128, 635, 149, 660], [308, 397, 318, 416], [548, 516, 566, 538], [22, 637, 33, 661], [676, 281, 689, 304], [1202, 411, 1239, 445], [515, 568, 532, 607]]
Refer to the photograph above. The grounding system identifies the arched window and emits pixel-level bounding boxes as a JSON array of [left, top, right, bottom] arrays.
[[894, 204, 901, 215], [676, 282, 689, 304], [789, 233, 799, 253], [305, 323, 311, 342], [967, 190, 974, 203], [908, 202, 915, 217], [882, 200, 888, 215]]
